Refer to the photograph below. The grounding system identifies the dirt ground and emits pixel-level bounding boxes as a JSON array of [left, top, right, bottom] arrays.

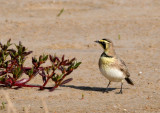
[[0, 0, 160, 113]]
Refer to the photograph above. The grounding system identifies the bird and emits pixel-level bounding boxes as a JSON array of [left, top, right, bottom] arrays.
[[95, 39, 134, 94]]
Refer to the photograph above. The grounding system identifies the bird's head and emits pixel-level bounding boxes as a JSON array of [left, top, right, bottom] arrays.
[[95, 39, 113, 51]]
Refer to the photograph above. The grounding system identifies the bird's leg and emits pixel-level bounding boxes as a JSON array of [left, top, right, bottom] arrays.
[[118, 82, 123, 94], [103, 81, 111, 93]]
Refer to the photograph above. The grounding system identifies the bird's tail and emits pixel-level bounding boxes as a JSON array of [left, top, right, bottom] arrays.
[[125, 78, 134, 85]]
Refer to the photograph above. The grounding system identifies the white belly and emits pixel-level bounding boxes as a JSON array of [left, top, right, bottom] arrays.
[[100, 67, 125, 82]]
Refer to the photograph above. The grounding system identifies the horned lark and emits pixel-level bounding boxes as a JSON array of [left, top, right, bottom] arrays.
[[95, 39, 134, 94]]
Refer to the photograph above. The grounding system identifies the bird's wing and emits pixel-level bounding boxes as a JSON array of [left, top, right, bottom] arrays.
[[117, 58, 130, 77]]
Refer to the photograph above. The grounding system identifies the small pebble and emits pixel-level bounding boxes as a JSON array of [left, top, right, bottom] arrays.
[[113, 105, 117, 108], [138, 71, 142, 76], [123, 109, 127, 112]]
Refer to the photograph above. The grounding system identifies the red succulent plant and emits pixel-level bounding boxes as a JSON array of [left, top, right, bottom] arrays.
[[0, 39, 81, 91]]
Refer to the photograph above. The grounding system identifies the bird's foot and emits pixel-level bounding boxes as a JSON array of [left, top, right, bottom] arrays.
[[117, 90, 123, 94]]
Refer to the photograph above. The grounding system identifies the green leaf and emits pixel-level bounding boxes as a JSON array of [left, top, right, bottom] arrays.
[[57, 8, 64, 17], [18, 57, 22, 65], [15, 44, 19, 50], [67, 64, 73, 71], [118, 34, 121, 40], [18, 46, 22, 55], [0, 76, 6, 82], [1, 50, 5, 61], [32, 57, 37, 66], [28, 67, 34, 77], [5, 61, 9, 68], [52, 64, 57, 71], [39, 55, 43, 62], [43, 55, 48, 62], [1, 102, 5, 110], [52, 75, 58, 82], [7, 39, 11, 47], [58, 73, 64, 81], [0, 59, 2, 65], [9, 51, 15, 58], [73, 62, 81, 69], [12, 66, 23, 79]]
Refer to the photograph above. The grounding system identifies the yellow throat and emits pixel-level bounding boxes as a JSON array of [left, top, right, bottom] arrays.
[[100, 57, 115, 65]]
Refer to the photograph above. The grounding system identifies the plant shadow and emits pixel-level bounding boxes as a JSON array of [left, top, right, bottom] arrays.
[[60, 85, 117, 92]]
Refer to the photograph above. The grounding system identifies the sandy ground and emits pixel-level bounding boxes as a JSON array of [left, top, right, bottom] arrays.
[[0, 0, 160, 113]]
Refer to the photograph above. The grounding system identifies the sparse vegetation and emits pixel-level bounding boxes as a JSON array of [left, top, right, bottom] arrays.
[[0, 39, 81, 91]]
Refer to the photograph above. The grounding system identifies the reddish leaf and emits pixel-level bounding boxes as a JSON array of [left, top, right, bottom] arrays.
[[60, 78, 73, 85], [70, 58, 75, 62], [23, 51, 33, 56], [15, 78, 29, 85], [49, 55, 53, 62], [7, 49, 16, 53], [62, 55, 64, 62], [32, 57, 37, 66], [39, 70, 46, 83], [55, 57, 60, 62], [14, 84, 41, 88]]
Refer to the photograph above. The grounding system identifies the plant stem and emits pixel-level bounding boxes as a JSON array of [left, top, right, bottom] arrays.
[[13, 83, 41, 88], [42, 77, 50, 87]]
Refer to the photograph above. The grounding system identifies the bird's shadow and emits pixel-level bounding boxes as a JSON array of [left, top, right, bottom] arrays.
[[60, 85, 117, 92]]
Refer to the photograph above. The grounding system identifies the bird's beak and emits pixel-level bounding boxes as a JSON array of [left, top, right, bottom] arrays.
[[94, 40, 100, 43]]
